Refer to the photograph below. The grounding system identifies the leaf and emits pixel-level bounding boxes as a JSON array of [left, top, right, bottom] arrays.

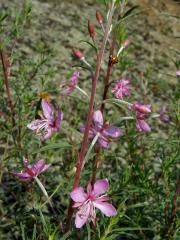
[[123, 6, 139, 19], [79, 40, 98, 53], [0, 13, 8, 23], [60, 231, 71, 240], [33, 141, 71, 154]]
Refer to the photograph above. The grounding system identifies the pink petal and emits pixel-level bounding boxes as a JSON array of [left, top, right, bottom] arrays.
[[12, 171, 31, 179], [55, 110, 63, 128], [103, 125, 123, 138], [93, 110, 103, 129], [79, 126, 95, 139], [136, 119, 151, 132], [27, 119, 46, 131], [98, 137, 109, 149], [70, 187, 87, 203], [41, 99, 54, 119], [92, 179, 109, 197], [32, 159, 45, 175], [70, 71, 79, 85], [41, 164, 51, 173], [42, 128, 53, 140], [61, 86, 72, 95], [93, 201, 117, 216], [75, 204, 90, 228]]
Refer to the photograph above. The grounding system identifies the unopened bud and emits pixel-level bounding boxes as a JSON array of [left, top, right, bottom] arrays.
[[73, 49, 84, 60], [88, 20, 95, 39], [96, 10, 103, 24], [123, 38, 130, 48], [133, 102, 152, 114]]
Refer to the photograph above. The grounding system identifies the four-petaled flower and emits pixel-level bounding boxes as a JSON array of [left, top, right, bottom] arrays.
[[80, 110, 123, 148], [27, 99, 63, 140], [112, 79, 130, 99], [60, 71, 79, 95], [13, 159, 50, 181], [70, 179, 117, 228], [132, 102, 151, 132]]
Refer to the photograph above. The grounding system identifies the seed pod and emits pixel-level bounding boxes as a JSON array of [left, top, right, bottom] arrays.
[[96, 10, 103, 25], [88, 20, 95, 39]]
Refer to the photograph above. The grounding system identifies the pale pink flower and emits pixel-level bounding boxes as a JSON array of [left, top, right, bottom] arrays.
[[136, 113, 151, 132], [80, 110, 123, 148], [70, 179, 117, 228], [132, 102, 151, 132], [112, 79, 130, 99], [27, 99, 63, 140], [12, 159, 50, 181], [60, 71, 79, 95]]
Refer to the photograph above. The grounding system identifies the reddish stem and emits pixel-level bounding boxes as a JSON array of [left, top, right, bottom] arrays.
[[0, 50, 15, 126], [91, 35, 117, 185], [65, 3, 115, 231]]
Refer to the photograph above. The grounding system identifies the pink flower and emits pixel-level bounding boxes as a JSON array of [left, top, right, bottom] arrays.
[[159, 107, 170, 123], [60, 71, 79, 95], [27, 99, 63, 140], [12, 159, 50, 181], [112, 79, 130, 99], [132, 102, 151, 132], [132, 102, 151, 114], [80, 110, 123, 148], [176, 70, 180, 76], [136, 113, 151, 132], [70, 179, 117, 228]]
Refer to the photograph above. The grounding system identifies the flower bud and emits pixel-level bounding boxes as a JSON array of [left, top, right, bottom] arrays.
[[73, 49, 84, 60], [96, 10, 103, 25], [88, 20, 95, 39], [123, 38, 130, 48], [132, 102, 151, 114]]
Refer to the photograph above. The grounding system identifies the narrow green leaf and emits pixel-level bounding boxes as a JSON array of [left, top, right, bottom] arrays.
[[33, 141, 71, 154], [79, 40, 98, 53], [123, 6, 139, 19]]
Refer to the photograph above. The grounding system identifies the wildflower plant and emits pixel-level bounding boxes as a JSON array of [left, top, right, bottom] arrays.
[[0, 0, 179, 239]]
